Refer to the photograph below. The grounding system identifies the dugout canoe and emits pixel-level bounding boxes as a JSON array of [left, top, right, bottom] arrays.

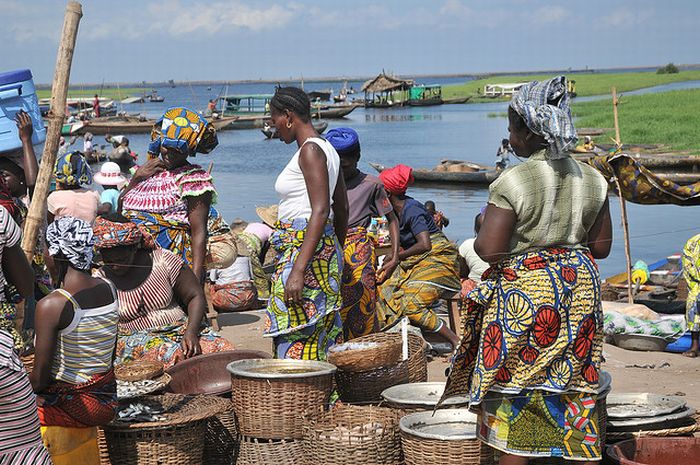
[[369, 162, 499, 186]]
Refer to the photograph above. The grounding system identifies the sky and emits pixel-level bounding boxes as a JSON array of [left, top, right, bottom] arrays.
[[1, 0, 699, 84]]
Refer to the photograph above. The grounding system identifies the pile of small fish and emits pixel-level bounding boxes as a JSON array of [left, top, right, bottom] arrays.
[[117, 378, 168, 399], [318, 422, 385, 443], [117, 403, 167, 423]]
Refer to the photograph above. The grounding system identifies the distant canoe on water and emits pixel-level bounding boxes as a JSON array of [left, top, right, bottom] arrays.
[[74, 115, 238, 135], [369, 161, 500, 186], [442, 96, 472, 104]]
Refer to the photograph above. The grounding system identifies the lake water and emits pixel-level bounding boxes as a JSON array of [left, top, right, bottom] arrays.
[[86, 81, 700, 278]]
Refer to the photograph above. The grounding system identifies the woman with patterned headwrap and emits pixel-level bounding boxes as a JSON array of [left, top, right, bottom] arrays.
[[31, 217, 119, 428], [265, 87, 349, 360], [46, 151, 100, 224], [441, 76, 612, 465], [93, 215, 233, 369], [120, 107, 229, 282], [375, 164, 461, 349]]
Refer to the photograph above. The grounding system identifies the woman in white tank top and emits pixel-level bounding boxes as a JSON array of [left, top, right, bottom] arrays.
[[264, 87, 349, 360]]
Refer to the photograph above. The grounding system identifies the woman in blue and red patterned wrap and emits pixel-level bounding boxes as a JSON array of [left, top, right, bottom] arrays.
[[441, 76, 613, 465]]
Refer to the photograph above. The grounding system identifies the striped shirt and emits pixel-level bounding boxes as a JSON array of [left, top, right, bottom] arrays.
[[99, 248, 186, 332], [0, 330, 52, 463], [0, 207, 21, 303], [51, 279, 119, 385]]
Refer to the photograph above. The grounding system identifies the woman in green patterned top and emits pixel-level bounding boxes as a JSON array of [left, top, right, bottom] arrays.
[[443, 76, 612, 465]]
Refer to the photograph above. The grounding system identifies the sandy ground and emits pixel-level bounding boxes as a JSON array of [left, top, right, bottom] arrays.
[[217, 310, 700, 410]]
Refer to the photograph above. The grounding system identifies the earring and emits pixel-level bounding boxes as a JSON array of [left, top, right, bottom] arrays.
[[286, 121, 292, 129]]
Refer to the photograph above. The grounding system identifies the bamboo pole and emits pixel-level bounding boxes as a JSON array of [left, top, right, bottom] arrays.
[[21, 2, 83, 261], [610, 87, 634, 304]]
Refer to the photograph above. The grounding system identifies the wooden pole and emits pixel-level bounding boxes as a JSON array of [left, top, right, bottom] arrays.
[[21, 2, 83, 261], [611, 86, 634, 304]]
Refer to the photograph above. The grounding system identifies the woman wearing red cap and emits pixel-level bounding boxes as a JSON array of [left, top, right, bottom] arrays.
[[376, 164, 461, 348]]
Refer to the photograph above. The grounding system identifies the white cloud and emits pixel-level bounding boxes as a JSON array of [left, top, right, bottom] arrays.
[[439, 0, 472, 19], [601, 8, 653, 27], [531, 5, 569, 24]]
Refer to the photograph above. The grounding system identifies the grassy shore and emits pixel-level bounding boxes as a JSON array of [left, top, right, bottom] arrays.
[[572, 88, 700, 153], [36, 87, 145, 100], [443, 70, 700, 101]]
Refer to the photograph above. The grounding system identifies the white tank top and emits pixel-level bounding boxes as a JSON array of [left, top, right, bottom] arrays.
[[275, 137, 341, 221]]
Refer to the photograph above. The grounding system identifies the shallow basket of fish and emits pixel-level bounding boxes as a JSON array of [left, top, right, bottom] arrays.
[[400, 409, 494, 465], [302, 404, 402, 465], [236, 436, 305, 465], [227, 359, 336, 439], [327, 337, 402, 372], [102, 394, 226, 465]]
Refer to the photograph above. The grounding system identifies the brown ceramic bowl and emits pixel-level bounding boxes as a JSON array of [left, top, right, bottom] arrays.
[[166, 349, 272, 396]]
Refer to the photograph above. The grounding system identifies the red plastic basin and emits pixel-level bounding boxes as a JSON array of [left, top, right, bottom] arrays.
[[608, 437, 700, 465], [166, 349, 271, 396]]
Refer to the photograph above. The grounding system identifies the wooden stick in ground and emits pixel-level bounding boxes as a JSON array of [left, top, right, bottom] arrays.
[[611, 86, 634, 304], [21, 2, 83, 262]]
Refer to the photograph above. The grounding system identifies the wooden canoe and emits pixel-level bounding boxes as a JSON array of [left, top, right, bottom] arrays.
[[76, 116, 238, 135], [442, 96, 472, 104], [369, 162, 499, 186], [311, 104, 360, 119]]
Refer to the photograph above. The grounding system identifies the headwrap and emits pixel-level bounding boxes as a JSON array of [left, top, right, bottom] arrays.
[[147, 107, 218, 157], [93, 216, 155, 250], [326, 127, 360, 156], [378, 164, 414, 195], [509, 76, 578, 159], [46, 217, 95, 271], [54, 151, 93, 186]]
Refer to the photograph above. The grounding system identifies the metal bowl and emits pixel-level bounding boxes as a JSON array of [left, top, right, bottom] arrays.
[[382, 382, 468, 408], [607, 406, 696, 431], [612, 334, 669, 351], [166, 349, 271, 396], [399, 409, 478, 441], [606, 393, 687, 419], [226, 358, 337, 379]]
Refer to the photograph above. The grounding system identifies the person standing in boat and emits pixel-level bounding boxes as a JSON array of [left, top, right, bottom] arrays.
[[326, 127, 400, 340], [92, 94, 100, 119], [264, 87, 348, 360], [495, 138, 513, 171], [442, 76, 612, 465]]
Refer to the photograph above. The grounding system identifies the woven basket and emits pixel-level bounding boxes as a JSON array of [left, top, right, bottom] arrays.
[[114, 360, 164, 382], [302, 404, 402, 465], [97, 427, 111, 465], [328, 338, 402, 372], [204, 396, 238, 465], [237, 436, 305, 465], [102, 394, 225, 465], [401, 432, 494, 465], [229, 360, 335, 439], [336, 360, 409, 403]]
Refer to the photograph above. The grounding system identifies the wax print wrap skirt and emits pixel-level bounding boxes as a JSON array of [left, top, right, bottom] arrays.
[[682, 233, 700, 332], [441, 247, 604, 460], [377, 233, 460, 332], [340, 226, 380, 340], [264, 219, 343, 360]]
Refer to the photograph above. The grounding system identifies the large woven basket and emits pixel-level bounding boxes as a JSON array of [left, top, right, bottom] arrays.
[[204, 396, 238, 465], [302, 404, 402, 465], [228, 359, 336, 439], [335, 333, 427, 403], [328, 337, 402, 372], [237, 436, 305, 465], [400, 409, 493, 465], [102, 394, 225, 465]]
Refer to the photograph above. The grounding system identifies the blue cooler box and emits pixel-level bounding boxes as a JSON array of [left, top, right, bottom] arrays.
[[0, 69, 46, 153]]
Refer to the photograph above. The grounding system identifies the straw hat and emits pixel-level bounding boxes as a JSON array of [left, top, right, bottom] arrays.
[[93, 161, 127, 186], [256, 205, 279, 228]]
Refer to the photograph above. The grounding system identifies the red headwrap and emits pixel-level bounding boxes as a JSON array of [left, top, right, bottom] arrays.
[[379, 164, 414, 195], [0, 177, 19, 222]]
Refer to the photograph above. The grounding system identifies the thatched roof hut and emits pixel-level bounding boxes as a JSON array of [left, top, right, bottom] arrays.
[[361, 72, 414, 94]]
